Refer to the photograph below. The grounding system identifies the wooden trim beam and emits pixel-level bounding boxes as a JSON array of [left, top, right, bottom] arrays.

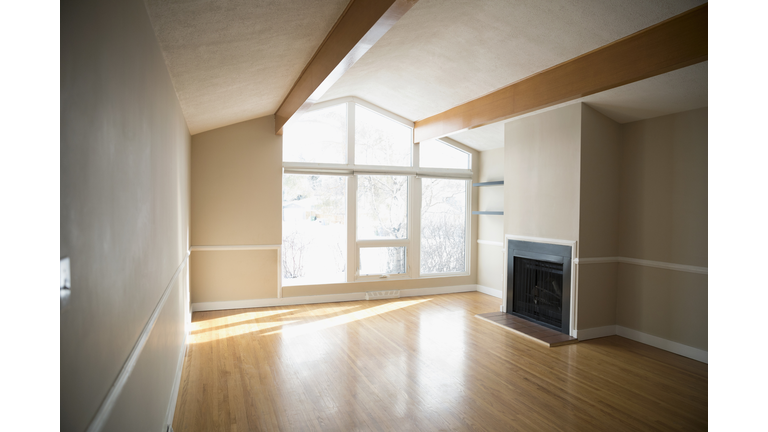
[[275, 0, 418, 134], [413, 3, 707, 143]]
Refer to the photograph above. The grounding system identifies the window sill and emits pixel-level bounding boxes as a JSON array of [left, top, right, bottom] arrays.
[[282, 273, 471, 289]]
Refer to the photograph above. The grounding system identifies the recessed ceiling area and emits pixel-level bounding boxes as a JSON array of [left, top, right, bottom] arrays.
[[449, 61, 708, 151]]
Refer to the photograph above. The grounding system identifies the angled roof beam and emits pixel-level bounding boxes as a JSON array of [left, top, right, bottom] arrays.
[[275, 0, 418, 134], [413, 3, 707, 143]]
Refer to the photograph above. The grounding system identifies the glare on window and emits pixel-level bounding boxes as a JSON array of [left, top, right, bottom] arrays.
[[283, 104, 347, 164], [355, 104, 412, 167], [419, 139, 470, 170]]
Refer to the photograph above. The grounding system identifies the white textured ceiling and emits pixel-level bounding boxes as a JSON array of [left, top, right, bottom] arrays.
[[319, 0, 706, 122], [449, 61, 709, 151], [145, 0, 349, 135], [146, 0, 706, 136]]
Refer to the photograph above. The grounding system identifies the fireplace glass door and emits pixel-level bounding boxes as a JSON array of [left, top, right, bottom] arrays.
[[511, 257, 564, 330]]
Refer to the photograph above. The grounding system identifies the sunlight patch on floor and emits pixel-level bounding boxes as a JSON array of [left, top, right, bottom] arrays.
[[265, 298, 431, 338]]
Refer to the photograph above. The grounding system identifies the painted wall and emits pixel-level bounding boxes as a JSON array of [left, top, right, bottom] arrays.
[[61, 0, 191, 430], [504, 104, 582, 242], [577, 105, 620, 329], [616, 107, 708, 350], [190, 116, 282, 303], [477, 147, 505, 293]]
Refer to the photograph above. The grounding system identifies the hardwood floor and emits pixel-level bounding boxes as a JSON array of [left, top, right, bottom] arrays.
[[172, 292, 707, 431]]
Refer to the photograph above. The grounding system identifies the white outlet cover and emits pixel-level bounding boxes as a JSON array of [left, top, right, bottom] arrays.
[[60, 257, 70, 290]]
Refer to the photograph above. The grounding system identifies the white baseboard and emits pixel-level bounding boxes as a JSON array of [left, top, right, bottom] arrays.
[[191, 285, 478, 312], [476, 285, 503, 298], [616, 326, 708, 364], [575, 325, 617, 341], [164, 319, 189, 428], [575, 324, 708, 364], [400, 284, 477, 297]]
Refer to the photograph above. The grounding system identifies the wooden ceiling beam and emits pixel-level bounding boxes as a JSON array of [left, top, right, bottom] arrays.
[[275, 0, 418, 134], [413, 3, 708, 143]]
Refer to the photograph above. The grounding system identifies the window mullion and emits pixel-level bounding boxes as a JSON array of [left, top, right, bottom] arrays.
[[347, 102, 357, 282], [347, 101, 355, 166], [347, 174, 357, 282], [411, 175, 421, 278]]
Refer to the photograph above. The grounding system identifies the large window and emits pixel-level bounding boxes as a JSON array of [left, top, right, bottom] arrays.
[[282, 98, 472, 286], [282, 174, 347, 286]]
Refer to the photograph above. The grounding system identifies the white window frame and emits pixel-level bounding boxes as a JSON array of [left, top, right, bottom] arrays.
[[282, 97, 472, 284]]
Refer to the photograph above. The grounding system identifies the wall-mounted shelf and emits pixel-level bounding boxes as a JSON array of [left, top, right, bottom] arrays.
[[473, 181, 504, 187], [473, 181, 504, 215]]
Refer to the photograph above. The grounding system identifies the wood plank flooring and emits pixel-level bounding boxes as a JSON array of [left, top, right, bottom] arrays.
[[172, 292, 707, 431]]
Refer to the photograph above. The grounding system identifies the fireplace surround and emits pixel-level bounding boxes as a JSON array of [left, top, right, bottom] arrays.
[[505, 238, 574, 335]]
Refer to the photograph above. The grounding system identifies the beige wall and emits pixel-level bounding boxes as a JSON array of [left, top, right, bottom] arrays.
[[191, 250, 278, 302], [504, 103, 582, 242], [577, 104, 620, 329], [619, 108, 708, 267], [191, 116, 282, 246], [579, 105, 620, 259], [617, 264, 708, 350], [477, 147, 505, 292], [616, 108, 708, 349], [577, 263, 618, 329], [190, 115, 282, 303], [61, 0, 191, 430]]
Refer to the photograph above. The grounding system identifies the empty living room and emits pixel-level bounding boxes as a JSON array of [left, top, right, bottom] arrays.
[[46, 0, 762, 430]]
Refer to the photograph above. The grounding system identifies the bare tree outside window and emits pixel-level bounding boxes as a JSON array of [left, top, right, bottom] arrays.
[[421, 178, 467, 274], [355, 104, 411, 167], [357, 175, 408, 240], [282, 174, 347, 285]]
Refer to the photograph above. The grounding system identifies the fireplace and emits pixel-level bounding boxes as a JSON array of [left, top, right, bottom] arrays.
[[506, 240, 572, 334]]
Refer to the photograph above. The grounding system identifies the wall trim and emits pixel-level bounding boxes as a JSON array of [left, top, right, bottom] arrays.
[[164, 322, 189, 429], [577, 257, 621, 265], [574, 324, 708, 364], [574, 325, 617, 341], [191, 285, 478, 312], [577, 256, 707, 274], [164, 258, 192, 430], [85, 251, 190, 432], [476, 285, 503, 298], [616, 325, 708, 364], [477, 239, 503, 248]]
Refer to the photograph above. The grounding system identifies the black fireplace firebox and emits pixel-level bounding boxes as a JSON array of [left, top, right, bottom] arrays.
[[506, 240, 572, 334]]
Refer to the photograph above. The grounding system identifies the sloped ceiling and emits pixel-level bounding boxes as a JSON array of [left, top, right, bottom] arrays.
[[145, 0, 350, 135], [146, 0, 707, 136]]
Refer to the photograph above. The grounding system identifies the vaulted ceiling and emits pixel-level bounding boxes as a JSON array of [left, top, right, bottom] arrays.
[[146, 0, 708, 143]]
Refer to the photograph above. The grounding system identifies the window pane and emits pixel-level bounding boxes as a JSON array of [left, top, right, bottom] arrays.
[[355, 104, 412, 167], [359, 247, 406, 276], [283, 104, 346, 164], [421, 178, 467, 274], [282, 174, 347, 285], [420, 139, 470, 169], [357, 175, 408, 240]]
